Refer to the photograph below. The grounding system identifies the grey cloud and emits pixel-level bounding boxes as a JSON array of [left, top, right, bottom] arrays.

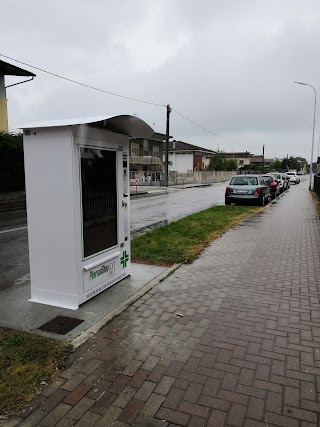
[[2, 0, 320, 160]]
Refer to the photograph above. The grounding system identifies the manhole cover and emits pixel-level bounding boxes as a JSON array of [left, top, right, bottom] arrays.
[[38, 315, 84, 335]]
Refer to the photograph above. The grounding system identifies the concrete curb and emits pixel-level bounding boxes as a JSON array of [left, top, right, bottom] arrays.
[[72, 263, 181, 349]]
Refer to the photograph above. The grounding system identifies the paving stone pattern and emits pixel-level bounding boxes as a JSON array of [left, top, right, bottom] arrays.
[[8, 179, 320, 427]]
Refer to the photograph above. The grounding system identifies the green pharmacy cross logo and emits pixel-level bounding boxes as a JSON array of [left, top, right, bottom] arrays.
[[120, 251, 129, 268]]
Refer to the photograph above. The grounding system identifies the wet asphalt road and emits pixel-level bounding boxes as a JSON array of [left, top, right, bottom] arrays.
[[0, 183, 226, 292], [130, 183, 226, 235], [0, 211, 29, 292]]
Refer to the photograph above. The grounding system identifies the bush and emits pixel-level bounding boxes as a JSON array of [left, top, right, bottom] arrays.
[[0, 132, 25, 192], [208, 151, 238, 171]]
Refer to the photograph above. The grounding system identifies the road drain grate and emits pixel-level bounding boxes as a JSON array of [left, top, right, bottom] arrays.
[[38, 315, 84, 335]]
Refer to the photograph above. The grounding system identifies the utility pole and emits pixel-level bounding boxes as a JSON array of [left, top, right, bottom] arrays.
[[164, 104, 171, 187], [262, 144, 265, 173]]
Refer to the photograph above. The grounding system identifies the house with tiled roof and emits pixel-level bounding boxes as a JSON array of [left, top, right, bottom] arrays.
[[223, 151, 271, 170], [165, 140, 216, 172], [223, 151, 255, 168]]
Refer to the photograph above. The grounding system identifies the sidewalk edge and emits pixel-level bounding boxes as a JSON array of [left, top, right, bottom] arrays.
[[72, 263, 181, 349]]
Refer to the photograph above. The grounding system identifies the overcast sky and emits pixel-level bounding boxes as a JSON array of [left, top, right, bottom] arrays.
[[2, 0, 320, 161]]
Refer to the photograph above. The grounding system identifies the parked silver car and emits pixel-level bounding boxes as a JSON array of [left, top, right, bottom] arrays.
[[225, 175, 271, 206]]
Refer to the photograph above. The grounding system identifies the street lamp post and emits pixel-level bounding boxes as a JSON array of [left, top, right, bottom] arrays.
[[294, 82, 317, 190], [311, 127, 320, 159]]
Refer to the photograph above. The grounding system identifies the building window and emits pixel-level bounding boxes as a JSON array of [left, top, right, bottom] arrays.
[[131, 143, 139, 157], [239, 160, 244, 165], [143, 139, 149, 156], [153, 146, 159, 158]]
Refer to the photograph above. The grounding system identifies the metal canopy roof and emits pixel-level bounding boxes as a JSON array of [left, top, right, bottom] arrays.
[[18, 115, 154, 138], [0, 60, 36, 77]]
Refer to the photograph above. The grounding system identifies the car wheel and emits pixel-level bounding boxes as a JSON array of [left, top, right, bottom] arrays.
[[259, 196, 265, 206]]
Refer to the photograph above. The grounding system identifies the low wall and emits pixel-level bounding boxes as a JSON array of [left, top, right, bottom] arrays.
[[130, 171, 236, 186], [169, 171, 235, 185]]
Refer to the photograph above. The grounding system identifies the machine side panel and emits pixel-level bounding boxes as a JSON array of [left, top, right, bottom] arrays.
[[24, 132, 78, 307]]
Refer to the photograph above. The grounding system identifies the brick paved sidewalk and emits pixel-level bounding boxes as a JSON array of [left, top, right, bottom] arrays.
[[7, 178, 320, 427]]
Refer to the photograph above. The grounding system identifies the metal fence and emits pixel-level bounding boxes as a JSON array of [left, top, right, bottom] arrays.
[[314, 174, 320, 199]]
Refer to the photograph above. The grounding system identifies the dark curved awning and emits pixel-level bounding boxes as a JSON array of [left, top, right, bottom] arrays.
[[18, 114, 154, 138], [0, 60, 36, 77]]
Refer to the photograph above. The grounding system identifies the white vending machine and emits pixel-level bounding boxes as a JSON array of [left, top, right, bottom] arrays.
[[21, 115, 154, 309]]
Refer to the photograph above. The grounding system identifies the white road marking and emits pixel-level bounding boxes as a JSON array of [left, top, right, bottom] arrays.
[[0, 226, 27, 234]]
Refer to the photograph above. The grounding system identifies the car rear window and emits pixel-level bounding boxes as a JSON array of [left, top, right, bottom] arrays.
[[263, 176, 273, 184], [231, 177, 258, 185]]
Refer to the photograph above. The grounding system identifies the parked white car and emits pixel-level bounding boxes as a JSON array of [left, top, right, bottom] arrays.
[[287, 172, 300, 184]]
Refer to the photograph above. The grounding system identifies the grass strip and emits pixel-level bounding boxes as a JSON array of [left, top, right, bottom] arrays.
[[0, 328, 72, 419], [132, 205, 260, 265]]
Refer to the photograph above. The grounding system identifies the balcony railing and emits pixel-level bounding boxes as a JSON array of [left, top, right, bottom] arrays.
[[130, 156, 162, 166]]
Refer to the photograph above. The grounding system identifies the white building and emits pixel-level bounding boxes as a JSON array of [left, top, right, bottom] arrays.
[[165, 140, 215, 172]]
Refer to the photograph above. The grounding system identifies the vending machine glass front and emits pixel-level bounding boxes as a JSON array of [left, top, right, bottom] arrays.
[[80, 147, 117, 259]]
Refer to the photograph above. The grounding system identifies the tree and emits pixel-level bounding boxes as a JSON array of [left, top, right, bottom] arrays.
[[208, 151, 226, 171], [280, 158, 289, 170], [0, 132, 25, 191], [269, 158, 282, 171], [289, 157, 300, 171], [225, 159, 238, 171], [281, 156, 300, 171]]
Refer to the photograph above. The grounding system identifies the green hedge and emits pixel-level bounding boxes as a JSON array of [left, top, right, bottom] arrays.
[[0, 132, 25, 192]]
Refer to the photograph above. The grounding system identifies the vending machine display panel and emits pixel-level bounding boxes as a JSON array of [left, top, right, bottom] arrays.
[[80, 147, 117, 259]]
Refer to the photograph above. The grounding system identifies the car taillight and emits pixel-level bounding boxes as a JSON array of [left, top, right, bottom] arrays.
[[255, 187, 262, 194], [269, 182, 276, 187], [226, 187, 231, 194]]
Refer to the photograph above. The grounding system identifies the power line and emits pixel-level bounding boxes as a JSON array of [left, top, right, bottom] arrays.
[[264, 145, 286, 159], [172, 107, 261, 149], [0, 53, 166, 107], [1, 53, 270, 153]]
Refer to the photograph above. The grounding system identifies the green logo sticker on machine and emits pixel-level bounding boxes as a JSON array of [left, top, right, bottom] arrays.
[[89, 261, 115, 281], [120, 251, 129, 268]]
